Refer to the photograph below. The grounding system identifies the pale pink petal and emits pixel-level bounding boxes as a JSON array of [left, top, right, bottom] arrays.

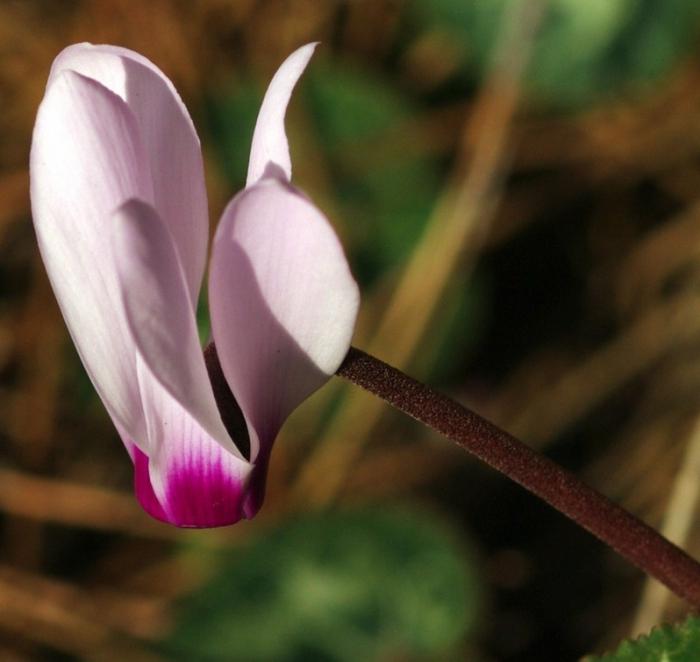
[[134, 357, 253, 527], [30, 70, 152, 445], [48, 43, 208, 302], [246, 43, 318, 186], [208, 178, 359, 486], [111, 199, 244, 460], [111, 199, 252, 526]]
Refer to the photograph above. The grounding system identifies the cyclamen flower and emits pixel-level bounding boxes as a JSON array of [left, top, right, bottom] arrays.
[[30, 43, 359, 527]]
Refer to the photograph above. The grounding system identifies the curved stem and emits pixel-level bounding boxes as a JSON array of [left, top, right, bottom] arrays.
[[336, 346, 700, 608]]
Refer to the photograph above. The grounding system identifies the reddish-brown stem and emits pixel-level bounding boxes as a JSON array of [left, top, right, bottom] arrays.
[[336, 346, 700, 608]]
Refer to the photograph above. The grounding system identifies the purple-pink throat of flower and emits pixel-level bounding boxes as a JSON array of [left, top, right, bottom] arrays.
[[29, 42, 700, 609]]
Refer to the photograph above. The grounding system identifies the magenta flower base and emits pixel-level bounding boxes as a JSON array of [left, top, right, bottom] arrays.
[[133, 447, 249, 528]]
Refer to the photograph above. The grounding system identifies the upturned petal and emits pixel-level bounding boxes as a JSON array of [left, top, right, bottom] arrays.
[[112, 200, 252, 526], [30, 70, 151, 444], [209, 178, 359, 516], [48, 43, 208, 302], [246, 43, 318, 186]]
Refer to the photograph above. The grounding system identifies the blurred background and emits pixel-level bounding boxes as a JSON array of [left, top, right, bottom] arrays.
[[2, 0, 700, 659]]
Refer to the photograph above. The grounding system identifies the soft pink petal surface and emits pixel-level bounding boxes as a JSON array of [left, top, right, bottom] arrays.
[[49, 43, 208, 302], [209, 178, 359, 468], [30, 71, 152, 445], [111, 199, 241, 459], [246, 43, 317, 186], [110, 199, 253, 526]]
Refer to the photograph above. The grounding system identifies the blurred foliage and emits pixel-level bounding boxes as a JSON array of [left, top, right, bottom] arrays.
[[307, 64, 443, 283], [205, 79, 260, 187], [409, 0, 700, 105], [586, 616, 700, 661], [167, 508, 478, 661], [196, 285, 211, 344], [205, 62, 481, 378], [2, 0, 700, 660], [207, 61, 443, 286]]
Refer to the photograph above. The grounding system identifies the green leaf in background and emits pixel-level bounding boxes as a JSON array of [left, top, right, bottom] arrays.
[[306, 64, 442, 285], [205, 63, 442, 286], [167, 508, 479, 661], [408, 0, 700, 107], [205, 78, 260, 186], [196, 288, 210, 345], [306, 64, 410, 146], [585, 616, 700, 661]]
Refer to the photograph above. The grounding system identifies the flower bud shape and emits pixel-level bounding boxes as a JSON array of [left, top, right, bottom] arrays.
[[30, 43, 359, 527]]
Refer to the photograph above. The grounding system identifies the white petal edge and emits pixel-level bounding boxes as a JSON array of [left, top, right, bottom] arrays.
[[246, 43, 318, 186], [112, 199, 245, 461], [48, 43, 209, 304], [209, 178, 359, 461], [30, 70, 153, 446]]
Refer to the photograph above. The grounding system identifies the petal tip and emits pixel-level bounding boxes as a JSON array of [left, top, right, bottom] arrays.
[[133, 447, 254, 528], [246, 43, 319, 186]]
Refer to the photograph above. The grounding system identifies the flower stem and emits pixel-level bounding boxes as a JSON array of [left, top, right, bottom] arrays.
[[336, 346, 700, 608]]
